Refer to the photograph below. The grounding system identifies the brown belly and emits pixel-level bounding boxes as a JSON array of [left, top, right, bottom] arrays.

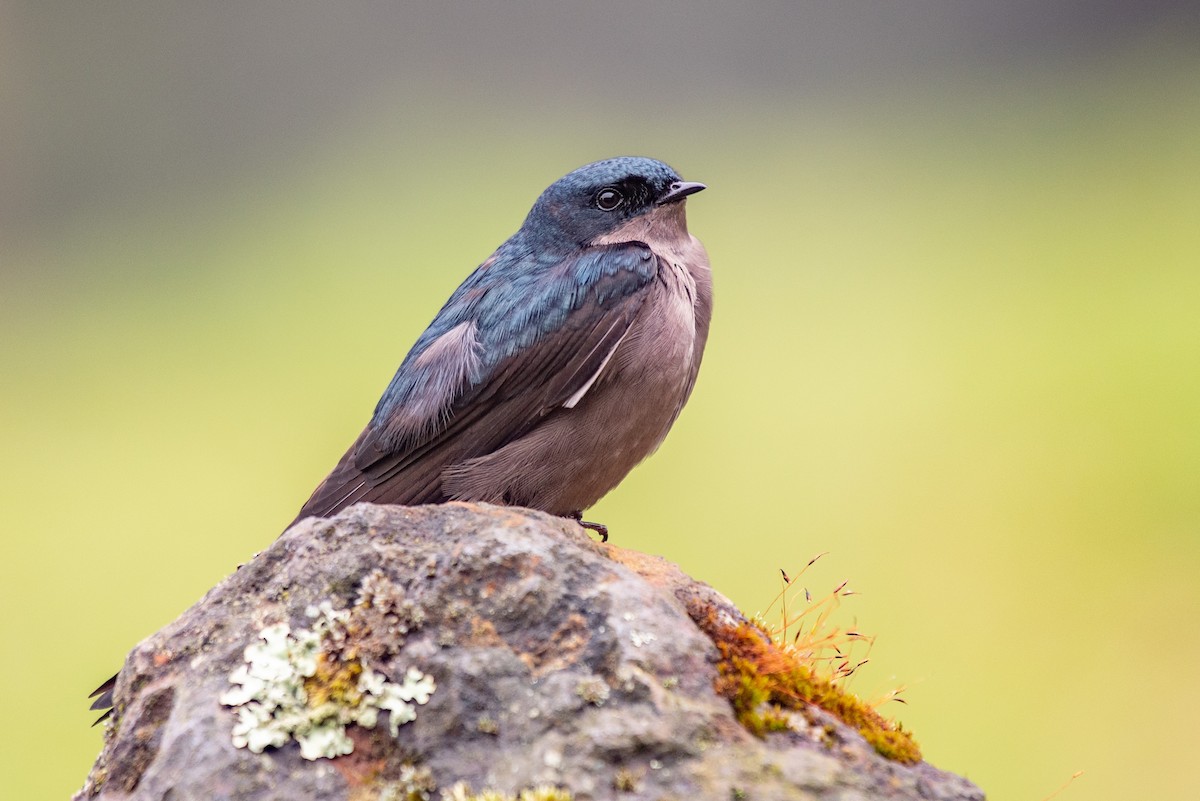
[[441, 277, 699, 515]]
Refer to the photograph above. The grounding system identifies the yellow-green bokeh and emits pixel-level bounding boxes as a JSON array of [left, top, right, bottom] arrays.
[[3, 25, 1198, 801]]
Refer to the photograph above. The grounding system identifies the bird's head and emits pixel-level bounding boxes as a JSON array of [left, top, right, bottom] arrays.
[[522, 157, 706, 249]]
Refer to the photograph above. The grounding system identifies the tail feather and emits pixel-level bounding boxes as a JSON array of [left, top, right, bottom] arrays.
[[88, 673, 117, 725]]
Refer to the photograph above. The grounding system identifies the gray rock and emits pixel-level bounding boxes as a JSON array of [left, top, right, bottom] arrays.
[[76, 503, 984, 801]]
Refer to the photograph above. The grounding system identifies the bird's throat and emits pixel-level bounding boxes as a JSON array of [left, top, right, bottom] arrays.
[[589, 202, 691, 248]]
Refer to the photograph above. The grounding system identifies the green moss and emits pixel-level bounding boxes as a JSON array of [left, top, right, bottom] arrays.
[[690, 605, 921, 765], [612, 768, 638, 793], [304, 652, 364, 708], [378, 764, 437, 801]]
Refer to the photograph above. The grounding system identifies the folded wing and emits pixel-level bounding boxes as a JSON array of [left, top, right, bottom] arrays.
[[292, 242, 659, 523]]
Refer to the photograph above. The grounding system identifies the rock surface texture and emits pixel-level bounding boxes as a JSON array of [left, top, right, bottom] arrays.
[[77, 503, 984, 801]]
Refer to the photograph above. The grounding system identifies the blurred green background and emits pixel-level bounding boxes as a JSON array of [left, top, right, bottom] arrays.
[[3, 3, 1198, 799]]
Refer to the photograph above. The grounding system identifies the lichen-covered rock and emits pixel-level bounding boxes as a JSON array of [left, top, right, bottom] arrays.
[[76, 503, 984, 801]]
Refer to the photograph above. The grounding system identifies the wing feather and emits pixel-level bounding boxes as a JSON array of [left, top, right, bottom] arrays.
[[292, 242, 658, 524]]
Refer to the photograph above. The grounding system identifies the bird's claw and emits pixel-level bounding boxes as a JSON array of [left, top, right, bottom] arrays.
[[567, 512, 609, 542]]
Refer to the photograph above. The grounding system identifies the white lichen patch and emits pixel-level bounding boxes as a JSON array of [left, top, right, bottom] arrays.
[[629, 630, 656, 648], [439, 783, 573, 801], [219, 602, 436, 760]]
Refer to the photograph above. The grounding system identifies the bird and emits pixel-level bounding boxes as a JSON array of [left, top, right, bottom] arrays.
[[88, 156, 710, 721], [290, 156, 712, 538]]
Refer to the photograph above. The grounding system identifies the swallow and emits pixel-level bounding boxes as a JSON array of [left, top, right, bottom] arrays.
[[294, 156, 711, 538]]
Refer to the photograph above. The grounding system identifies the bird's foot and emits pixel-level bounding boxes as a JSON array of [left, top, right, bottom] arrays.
[[566, 511, 608, 542]]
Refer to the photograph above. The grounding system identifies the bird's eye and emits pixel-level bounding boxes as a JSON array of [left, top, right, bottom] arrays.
[[595, 187, 624, 211]]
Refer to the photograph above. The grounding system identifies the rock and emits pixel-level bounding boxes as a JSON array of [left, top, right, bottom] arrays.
[[76, 503, 984, 801]]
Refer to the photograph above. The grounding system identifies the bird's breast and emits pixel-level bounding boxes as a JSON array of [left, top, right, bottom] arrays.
[[609, 246, 706, 403]]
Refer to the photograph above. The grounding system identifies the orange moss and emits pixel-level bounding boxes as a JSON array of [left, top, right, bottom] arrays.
[[689, 602, 921, 765]]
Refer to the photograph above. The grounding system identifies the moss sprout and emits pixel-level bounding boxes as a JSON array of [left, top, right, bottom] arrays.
[[688, 561, 923, 765]]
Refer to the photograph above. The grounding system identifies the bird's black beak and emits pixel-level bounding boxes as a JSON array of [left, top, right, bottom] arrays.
[[657, 181, 706, 205]]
